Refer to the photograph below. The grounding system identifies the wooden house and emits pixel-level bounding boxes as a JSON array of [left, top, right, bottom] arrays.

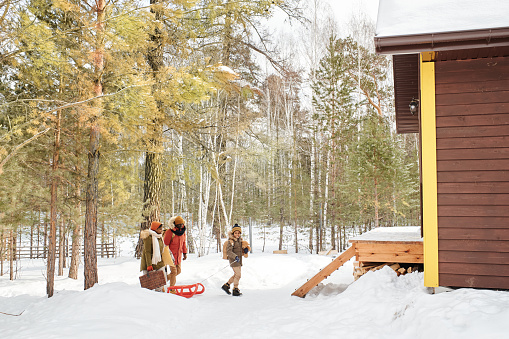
[[375, 1, 509, 290]]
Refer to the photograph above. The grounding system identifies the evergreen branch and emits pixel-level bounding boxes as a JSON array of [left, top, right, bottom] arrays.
[[0, 0, 10, 28], [4, 84, 148, 115], [0, 128, 50, 174], [345, 69, 382, 117]]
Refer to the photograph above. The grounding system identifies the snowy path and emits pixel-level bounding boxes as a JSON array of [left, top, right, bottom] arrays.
[[1, 252, 508, 338]]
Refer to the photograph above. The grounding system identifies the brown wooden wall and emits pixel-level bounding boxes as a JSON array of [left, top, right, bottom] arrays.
[[393, 54, 419, 133], [435, 56, 509, 290]]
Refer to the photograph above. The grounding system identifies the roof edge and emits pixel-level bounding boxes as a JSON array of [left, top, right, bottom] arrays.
[[375, 27, 509, 54]]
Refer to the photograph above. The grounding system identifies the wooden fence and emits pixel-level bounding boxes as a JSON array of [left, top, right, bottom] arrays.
[[4, 242, 116, 260]]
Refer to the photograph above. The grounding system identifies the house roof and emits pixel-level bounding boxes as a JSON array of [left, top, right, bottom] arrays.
[[375, 0, 509, 54]]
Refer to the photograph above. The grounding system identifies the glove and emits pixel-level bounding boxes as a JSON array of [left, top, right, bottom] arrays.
[[235, 256, 240, 262], [147, 265, 153, 271], [243, 248, 249, 254]]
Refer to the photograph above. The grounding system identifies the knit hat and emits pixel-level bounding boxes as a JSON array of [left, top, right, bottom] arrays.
[[232, 224, 241, 233], [174, 216, 185, 226], [150, 221, 162, 231]]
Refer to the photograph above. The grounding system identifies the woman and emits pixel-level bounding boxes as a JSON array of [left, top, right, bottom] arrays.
[[140, 221, 166, 291]]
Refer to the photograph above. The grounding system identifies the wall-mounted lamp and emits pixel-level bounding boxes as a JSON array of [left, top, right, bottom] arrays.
[[409, 98, 419, 115]]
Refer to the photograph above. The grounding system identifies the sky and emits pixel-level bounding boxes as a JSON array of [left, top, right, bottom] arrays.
[[328, 0, 379, 28], [1, 226, 509, 338]]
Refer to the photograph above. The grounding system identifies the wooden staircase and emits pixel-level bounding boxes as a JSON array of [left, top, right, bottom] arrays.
[[291, 246, 355, 298]]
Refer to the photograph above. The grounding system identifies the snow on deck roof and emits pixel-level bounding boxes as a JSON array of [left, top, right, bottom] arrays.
[[349, 226, 422, 243], [376, 0, 509, 38]]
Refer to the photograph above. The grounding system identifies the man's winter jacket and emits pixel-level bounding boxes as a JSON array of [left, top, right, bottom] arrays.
[[164, 216, 188, 266]]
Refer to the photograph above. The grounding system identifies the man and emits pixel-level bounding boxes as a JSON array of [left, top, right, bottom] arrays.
[[163, 216, 188, 286]]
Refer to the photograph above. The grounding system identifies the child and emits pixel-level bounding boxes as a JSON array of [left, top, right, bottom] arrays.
[[222, 224, 249, 296]]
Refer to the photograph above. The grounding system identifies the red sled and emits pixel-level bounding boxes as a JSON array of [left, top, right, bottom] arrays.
[[166, 283, 205, 298]]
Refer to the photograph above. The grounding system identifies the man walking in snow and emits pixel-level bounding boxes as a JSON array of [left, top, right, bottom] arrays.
[[164, 216, 188, 287]]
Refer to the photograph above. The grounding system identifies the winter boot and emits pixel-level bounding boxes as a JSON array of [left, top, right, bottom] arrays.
[[232, 288, 242, 296], [221, 283, 231, 295]]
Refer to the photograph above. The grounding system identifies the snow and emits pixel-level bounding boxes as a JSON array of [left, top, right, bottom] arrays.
[[350, 226, 422, 242], [215, 65, 238, 77], [1, 233, 509, 338], [376, 0, 509, 37]]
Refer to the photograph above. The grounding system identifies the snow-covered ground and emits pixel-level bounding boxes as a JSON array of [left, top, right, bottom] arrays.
[[1, 233, 508, 339]]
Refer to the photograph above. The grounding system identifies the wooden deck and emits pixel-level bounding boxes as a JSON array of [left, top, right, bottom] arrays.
[[349, 226, 423, 264]]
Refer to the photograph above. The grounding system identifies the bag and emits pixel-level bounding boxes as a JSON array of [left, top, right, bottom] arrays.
[[162, 246, 175, 267], [139, 270, 166, 290], [222, 240, 233, 260]]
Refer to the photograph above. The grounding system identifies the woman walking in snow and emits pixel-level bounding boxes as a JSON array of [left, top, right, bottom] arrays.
[[140, 221, 166, 291], [222, 224, 249, 296], [164, 216, 188, 287]]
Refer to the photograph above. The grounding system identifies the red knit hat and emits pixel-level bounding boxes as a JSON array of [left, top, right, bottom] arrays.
[[150, 221, 162, 231]]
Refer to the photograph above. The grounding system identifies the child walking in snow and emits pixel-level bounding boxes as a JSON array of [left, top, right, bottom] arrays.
[[222, 224, 249, 296]]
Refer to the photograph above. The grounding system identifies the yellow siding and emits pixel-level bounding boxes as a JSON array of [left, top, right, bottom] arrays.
[[420, 53, 439, 287]]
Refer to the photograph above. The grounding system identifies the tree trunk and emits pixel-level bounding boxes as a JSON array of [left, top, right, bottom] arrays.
[[135, 151, 162, 257], [330, 144, 337, 251], [198, 163, 211, 257], [323, 148, 330, 249], [47, 108, 61, 297], [84, 121, 100, 290], [278, 207, 284, 251], [84, 0, 105, 290], [30, 221, 33, 259], [58, 217, 65, 276], [373, 158, 379, 229], [212, 185, 221, 251], [1, 228, 4, 275], [37, 211, 41, 258], [309, 131, 316, 253], [68, 182, 82, 280], [135, 0, 164, 258], [9, 229, 14, 280], [43, 221, 47, 259], [374, 174, 379, 229]]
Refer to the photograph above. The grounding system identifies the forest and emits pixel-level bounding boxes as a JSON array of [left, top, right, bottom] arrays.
[[0, 0, 420, 296]]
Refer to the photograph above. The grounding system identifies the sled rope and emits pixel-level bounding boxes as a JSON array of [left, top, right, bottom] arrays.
[[0, 310, 24, 316], [199, 262, 233, 284]]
